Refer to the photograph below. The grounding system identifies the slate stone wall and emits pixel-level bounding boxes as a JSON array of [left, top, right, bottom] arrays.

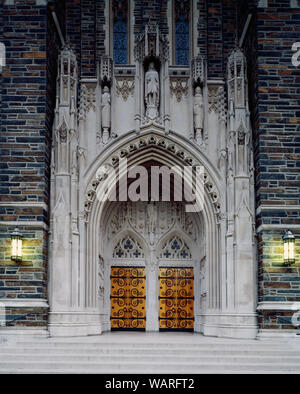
[[0, 0, 63, 327], [243, 0, 300, 330]]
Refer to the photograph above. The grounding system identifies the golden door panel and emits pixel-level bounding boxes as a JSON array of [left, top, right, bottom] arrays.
[[110, 267, 146, 330], [159, 267, 194, 331]]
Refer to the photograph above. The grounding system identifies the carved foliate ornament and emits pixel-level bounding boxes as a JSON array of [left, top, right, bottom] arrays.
[[115, 77, 135, 101], [170, 78, 189, 102]]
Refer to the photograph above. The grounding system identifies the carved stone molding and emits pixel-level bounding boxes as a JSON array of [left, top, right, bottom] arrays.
[[79, 84, 96, 118], [86, 86, 96, 112], [208, 86, 219, 113], [218, 86, 226, 123], [115, 77, 135, 101], [106, 202, 197, 258], [170, 77, 189, 102], [83, 134, 221, 220]]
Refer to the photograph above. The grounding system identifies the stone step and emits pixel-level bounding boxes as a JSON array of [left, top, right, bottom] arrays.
[[1, 352, 300, 364], [0, 360, 299, 373], [5, 341, 298, 351], [1, 346, 299, 356]]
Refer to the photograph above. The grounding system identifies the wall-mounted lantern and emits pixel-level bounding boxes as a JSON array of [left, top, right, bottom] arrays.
[[11, 227, 23, 262], [282, 230, 295, 266]]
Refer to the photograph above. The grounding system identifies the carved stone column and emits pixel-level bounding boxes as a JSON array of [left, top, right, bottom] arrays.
[[224, 47, 257, 337], [146, 249, 159, 331], [49, 44, 81, 335]]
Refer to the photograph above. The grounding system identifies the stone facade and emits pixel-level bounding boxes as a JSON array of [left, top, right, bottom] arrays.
[[0, 0, 299, 338]]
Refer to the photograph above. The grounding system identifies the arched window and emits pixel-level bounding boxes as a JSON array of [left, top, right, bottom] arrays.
[[112, 0, 128, 64], [174, 0, 190, 65]]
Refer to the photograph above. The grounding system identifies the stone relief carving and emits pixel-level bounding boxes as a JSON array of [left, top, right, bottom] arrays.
[[170, 77, 189, 102], [79, 84, 96, 119], [115, 77, 135, 101], [57, 119, 68, 144], [208, 86, 219, 113], [85, 86, 96, 113], [218, 86, 226, 124], [107, 201, 197, 245]]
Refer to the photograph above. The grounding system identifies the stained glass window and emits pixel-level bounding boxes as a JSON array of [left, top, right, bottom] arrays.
[[113, 12, 128, 65], [112, 0, 128, 65], [175, 0, 190, 65]]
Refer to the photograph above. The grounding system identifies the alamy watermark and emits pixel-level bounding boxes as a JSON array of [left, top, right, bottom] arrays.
[[94, 158, 205, 213]]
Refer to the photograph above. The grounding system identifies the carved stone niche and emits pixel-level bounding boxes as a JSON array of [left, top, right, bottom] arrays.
[[135, 23, 169, 63], [192, 54, 206, 86], [98, 56, 113, 85]]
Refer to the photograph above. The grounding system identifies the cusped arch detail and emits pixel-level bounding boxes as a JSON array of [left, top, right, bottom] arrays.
[[83, 130, 222, 221]]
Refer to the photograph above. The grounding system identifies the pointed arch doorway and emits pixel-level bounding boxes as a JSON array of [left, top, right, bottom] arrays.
[[100, 201, 203, 332]]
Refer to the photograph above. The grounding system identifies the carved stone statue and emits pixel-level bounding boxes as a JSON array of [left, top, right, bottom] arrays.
[[101, 86, 111, 144], [193, 86, 204, 143], [145, 62, 159, 119]]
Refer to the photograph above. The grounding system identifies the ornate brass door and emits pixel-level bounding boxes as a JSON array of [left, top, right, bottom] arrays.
[[159, 267, 194, 331], [110, 267, 146, 330]]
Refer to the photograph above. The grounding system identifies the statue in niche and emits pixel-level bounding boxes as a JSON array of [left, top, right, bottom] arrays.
[[101, 86, 111, 144], [193, 86, 204, 144], [145, 62, 159, 119]]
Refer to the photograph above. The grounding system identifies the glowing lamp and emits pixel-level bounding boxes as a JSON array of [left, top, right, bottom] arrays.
[[282, 230, 295, 266], [11, 227, 22, 262]]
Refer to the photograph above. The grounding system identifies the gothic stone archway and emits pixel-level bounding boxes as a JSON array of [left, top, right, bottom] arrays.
[[48, 129, 257, 339]]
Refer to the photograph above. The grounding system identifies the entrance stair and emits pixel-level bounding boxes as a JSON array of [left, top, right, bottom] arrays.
[[0, 332, 300, 374]]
